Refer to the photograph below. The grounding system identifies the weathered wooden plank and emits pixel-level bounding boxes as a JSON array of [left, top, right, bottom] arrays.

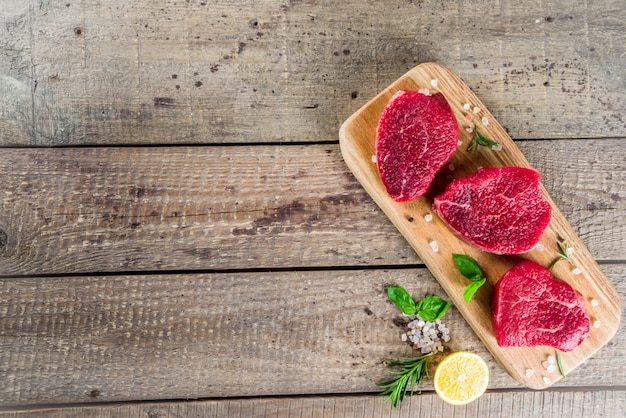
[[0, 140, 623, 276], [0, 266, 623, 405], [2, 390, 625, 418], [0, 0, 623, 146]]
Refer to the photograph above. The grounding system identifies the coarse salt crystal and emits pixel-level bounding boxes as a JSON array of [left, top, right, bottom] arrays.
[[448, 163, 455, 171], [465, 127, 473, 133], [547, 364, 556, 373], [457, 139, 463, 146], [542, 360, 551, 369], [429, 241, 439, 252], [424, 214, 433, 222], [534, 243, 545, 251], [473, 106, 481, 114], [535, 18, 541, 23], [591, 299, 599, 306], [492, 144, 503, 151], [593, 320, 601, 328], [547, 355, 555, 364], [543, 377, 551, 384], [371, 155, 377, 163], [566, 247, 575, 255], [525, 369, 535, 378], [481, 117, 489, 126], [572, 268, 582, 275], [431, 79, 439, 88], [401, 333, 408, 342], [463, 103, 471, 111]]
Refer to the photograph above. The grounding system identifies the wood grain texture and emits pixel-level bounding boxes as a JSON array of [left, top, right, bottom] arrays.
[[0, 0, 624, 413], [339, 63, 620, 388], [0, 266, 624, 406], [1, 390, 625, 417], [0, 0, 623, 146], [0, 141, 623, 276]]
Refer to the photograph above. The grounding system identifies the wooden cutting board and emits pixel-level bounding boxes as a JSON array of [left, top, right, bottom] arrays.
[[339, 62, 621, 389]]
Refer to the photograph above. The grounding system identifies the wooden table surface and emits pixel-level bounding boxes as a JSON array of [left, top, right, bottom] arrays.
[[0, 1, 623, 416]]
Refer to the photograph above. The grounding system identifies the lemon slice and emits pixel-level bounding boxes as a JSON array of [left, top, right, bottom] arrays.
[[434, 351, 489, 405]]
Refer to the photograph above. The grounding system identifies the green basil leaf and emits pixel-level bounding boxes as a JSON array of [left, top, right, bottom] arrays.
[[452, 254, 484, 281], [387, 287, 416, 315], [415, 295, 450, 322], [463, 278, 487, 303]]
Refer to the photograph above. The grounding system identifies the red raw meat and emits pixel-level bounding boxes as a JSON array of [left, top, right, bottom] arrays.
[[492, 260, 590, 352], [376, 90, 458, 202], [433, 166, 551, 254]]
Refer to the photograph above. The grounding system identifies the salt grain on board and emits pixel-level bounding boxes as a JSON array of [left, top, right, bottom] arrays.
[[371, 155, 377, 163], [492, 144, 503, 151], [591, 299, 599, 307], [465, 127, 473, 133], [525, 369, 535, 378], [594, 320, 601, 328], [543, 377, 551, 384], [424, 214, 433, 222], [534, 243, 545, 251], [463, 103, 471, 111], [473, 106, 481, 113], [429, 241, 439, 252], [457, 140, 463, 146], [572, 268, 582, 275], [481, 117, 489, 126], [431, 79, 439, 88]]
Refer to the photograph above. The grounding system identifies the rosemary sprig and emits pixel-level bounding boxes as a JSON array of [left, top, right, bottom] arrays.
[[556, 350, 566, 377], [467, 129, 500, 155], [377, 354, 432, 409], [549, 239, 573, 271]]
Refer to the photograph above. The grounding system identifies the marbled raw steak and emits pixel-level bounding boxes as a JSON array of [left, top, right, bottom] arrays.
[[433, 166, 551, 254], [376, 90, 458, 202], [492, 260, 590, 352]]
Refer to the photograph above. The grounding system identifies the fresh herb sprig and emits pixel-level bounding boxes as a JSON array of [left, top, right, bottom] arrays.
[[556, 350, 566, 377], [467, 129, 500, 155], [549, 239, 573, 271], [387, 287, 450, 321], [377, 354, 432, 409], [452, 254, 487, 303]]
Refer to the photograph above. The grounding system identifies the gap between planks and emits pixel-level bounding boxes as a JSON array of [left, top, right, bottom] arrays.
[[0, 389, 625, 417]]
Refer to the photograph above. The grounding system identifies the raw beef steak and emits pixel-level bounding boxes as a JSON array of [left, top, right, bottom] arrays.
[[376, 90, 458, 202], [433, 166, 551, 254], [492, 260, 590, 352]]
